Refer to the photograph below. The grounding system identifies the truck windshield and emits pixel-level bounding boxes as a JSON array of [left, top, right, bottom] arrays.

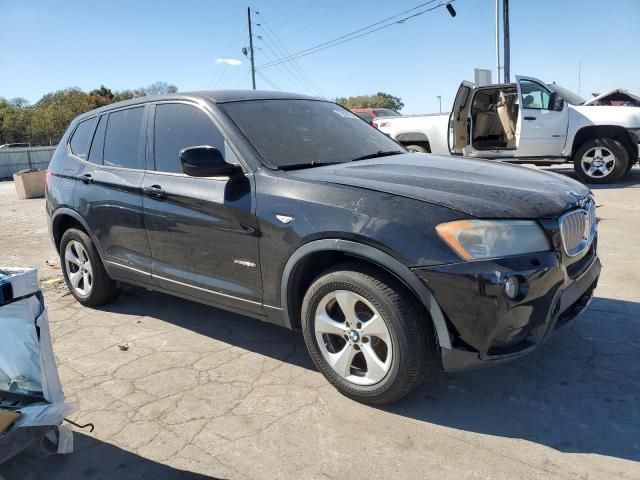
[[221, 99, 403, 169], [547, 84, 586, 105]]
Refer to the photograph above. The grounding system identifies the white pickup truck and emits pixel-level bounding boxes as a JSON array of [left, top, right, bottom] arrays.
[[375, 75, 640, 183]]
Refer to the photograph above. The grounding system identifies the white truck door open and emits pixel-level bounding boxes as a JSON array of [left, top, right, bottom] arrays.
[[515, 76, 569, 158], [449, 81, 474, 154]]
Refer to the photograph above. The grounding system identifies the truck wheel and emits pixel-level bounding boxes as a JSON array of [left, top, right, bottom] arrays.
[[405, 144, 429, 153], [60, 228, 120, 307], [573, 138, 629, 184], [300, 262, 434, 404]]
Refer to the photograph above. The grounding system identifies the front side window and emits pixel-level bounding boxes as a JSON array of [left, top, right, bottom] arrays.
[[520, 80, 551, 109], [154, 103, 225, 173], [69, 117, 97, 159], [103, 107, 145, 169], [221, 100, 402, 169]]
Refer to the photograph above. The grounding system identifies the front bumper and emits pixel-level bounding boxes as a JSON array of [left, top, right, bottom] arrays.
[[414, 244, 601, 371]]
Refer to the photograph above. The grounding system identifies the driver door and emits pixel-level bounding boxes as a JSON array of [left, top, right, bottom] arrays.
[[449, 81, 474, 154], [515, 75, 569, 158]]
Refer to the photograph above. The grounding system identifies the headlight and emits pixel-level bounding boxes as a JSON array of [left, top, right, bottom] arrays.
[[436, 220, 550, 261]]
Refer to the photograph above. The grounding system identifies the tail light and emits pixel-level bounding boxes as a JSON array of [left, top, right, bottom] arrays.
[[45, 170, 52, 185]]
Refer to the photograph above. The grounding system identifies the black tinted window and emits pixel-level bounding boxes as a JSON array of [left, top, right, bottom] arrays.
[[355, 112, 373, 122], [154, 103, 224, 173], [87, 115, 107, 164], [69, 117, 97, 159], [103, 107, 144, 169], [221, 100, 401, 169]]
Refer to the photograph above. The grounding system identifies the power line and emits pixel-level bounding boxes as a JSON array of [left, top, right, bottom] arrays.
[[257, 13, 326, 97], [256, 70, 281, 91], [258, 14, 324, 96], [259, 0, 449, 69]]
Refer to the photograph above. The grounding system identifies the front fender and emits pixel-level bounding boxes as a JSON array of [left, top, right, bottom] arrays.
[[279, 239, 452, 349]]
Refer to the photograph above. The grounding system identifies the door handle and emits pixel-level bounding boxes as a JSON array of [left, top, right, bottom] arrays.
[[143, 184, 166, 199], [524, 116, 537, 121], [78, 173, 94, 184]]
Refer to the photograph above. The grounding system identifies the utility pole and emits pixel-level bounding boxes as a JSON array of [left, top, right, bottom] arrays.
[[502, 0, 510, 83], [495, 0, 501, 83], [247, 7, 256, 90], [437, 96, 442, 113]]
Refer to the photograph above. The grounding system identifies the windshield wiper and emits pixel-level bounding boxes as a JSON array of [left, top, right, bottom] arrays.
[[350, 150, 404, 162], [280, 161, 344, 171]]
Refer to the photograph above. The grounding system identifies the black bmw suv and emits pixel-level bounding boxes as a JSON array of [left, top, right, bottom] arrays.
[[46, 91, 601, 404]]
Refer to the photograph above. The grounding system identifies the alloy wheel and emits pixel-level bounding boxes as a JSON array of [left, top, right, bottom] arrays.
[[581, 146, 616, 178], [64, 240, 93, 296], [314, 290, 392, 386]]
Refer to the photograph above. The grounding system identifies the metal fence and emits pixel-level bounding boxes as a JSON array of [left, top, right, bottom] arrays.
[[0, 146, 57, 179]]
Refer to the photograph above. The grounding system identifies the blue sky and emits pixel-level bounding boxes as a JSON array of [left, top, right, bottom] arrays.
[[1, 0, 638, 114]]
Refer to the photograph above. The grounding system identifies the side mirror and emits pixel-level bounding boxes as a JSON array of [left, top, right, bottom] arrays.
[[549, 92, 564, 111], [179, 145, 241, 177]]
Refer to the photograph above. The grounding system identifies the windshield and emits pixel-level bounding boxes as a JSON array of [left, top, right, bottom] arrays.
[[221, 99, 403, 169], [547, 83, 586, 105], [373, 109, 400, 117]]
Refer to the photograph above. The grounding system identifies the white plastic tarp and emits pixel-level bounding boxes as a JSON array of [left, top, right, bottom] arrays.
[[0, 267, 72, 454]]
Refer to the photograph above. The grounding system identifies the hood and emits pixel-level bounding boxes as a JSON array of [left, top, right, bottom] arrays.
[[289, 154, 590, 218], [571, 105, 640, 127]]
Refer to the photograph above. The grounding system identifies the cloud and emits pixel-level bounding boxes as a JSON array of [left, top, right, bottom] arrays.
[[216, 58, 242, 66]]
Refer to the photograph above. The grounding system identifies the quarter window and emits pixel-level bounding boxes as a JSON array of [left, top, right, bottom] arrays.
[[520, 80, 551, 109], [103, 107, 145, 169], [69, 117, 97, 159], [153, 103, 225, 173]]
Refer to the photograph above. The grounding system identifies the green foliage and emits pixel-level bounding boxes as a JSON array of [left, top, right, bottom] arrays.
[[0, 82, 179, 146], [336, 92, 404, 112]]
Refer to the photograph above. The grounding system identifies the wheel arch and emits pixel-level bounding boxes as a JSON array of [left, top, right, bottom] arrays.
[[280, 239, 452, 350], [51, 208, 106, 261], [395, 132, 431, 152], [571, 125, 638, 161]]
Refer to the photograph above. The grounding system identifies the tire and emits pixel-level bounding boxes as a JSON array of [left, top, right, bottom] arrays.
[[405, 144, 429, 153], [573, 137, 629, 184], [59, 228, 119, 307], [300, 262, 435, 404]]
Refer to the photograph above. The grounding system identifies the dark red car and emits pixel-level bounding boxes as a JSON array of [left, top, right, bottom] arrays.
[[351, 108, 400, 126]]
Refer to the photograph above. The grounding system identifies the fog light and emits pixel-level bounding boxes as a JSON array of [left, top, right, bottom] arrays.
[[505, 276, 520, 299]]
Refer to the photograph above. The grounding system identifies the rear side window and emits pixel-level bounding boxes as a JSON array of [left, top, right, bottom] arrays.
[[153, 103, 225, 173], [69, 117, 97, 159], [88, 115, 107, 164], [103, 107, 145, 169]]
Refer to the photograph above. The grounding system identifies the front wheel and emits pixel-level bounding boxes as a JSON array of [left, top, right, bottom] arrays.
[[301, 262, 435, 404], [573, 137, 629, 184]]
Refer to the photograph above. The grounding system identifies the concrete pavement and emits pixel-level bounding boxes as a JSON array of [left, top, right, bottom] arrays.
[[1, 168, 639, 479]]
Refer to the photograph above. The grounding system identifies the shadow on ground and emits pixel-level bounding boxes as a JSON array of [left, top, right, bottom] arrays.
[[1, 432, 219, 480], [97, 288, 640, 463]]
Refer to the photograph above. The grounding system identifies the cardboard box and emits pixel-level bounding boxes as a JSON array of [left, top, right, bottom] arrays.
[[13, 169, 46, 199], [0, 410, 20, 433]]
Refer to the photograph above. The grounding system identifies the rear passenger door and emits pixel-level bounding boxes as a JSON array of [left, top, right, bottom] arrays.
[[75, 105, 152, 284], [142, 102, 263, 316]]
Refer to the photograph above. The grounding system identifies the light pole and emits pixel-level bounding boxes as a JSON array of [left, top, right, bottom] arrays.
[[437, 96, 442, 113]]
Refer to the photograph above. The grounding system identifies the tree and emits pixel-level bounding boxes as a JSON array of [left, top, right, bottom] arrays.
[[139, 81, 178, 96], [336, 92, 404, 112], [0, 81, 180, 146], [0, 98, 31, 144]]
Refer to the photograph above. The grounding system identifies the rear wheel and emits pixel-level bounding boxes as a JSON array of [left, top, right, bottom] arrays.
[[60, 228, 119, 307], [573, 137, 629, 184], [405, 144, 429, 153], [301, 262, 434, 404]]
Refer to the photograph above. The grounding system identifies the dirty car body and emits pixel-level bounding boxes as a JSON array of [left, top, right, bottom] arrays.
[[45, 91, 601, 402]]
